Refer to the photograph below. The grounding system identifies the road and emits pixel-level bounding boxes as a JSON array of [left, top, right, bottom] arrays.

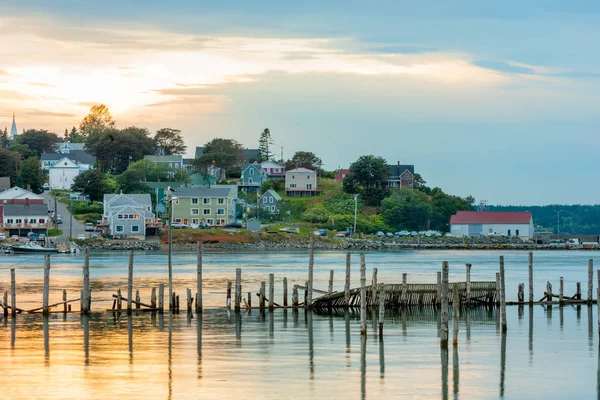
[[42, 192, 86, 239]]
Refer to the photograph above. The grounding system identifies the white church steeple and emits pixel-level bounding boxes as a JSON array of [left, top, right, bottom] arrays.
[[9, 113, 18, 140]]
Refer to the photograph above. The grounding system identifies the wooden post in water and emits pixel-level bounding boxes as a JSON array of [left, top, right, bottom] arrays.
[[43, 255, 50, 315], [235, 268, 242, 311], [500, 256, 507, 333], [378, 283, 385, 337], [3, 291, 7, 317], [345, 253, 351, 307], [495, 273, 500, 305], [62, 290, 67, 313], [158, 283, 164, 312], [360, 252, 367, 335], [196, 241, 203, 313], [371, 268, 377, 307], [528, 252, 534, 304], [127, 250, 134, 314], [135, 290, 141, 310], [588, 259, 594, 304], [576, 282, 582, 300], [10, 268, 16, 317], [440, 261, 449, 348], [307, 233, 315, 309], [559, 277, 564, 305], [226, 280, 232, 309], [401, 273, 408, 308], [283, 278, 288, 307], [304, 280, 308, 306], [151, 287, 157, 309], [247, 291, 252, 309], [82, 248, 90, 314], [187, 288, 192, 313], [597, 269, 600, 335], [546, 281, 552, 301], [292, 285, 299, 308], [260, 281, 266, 310], [436, 271, 442, 307], [268, 273, 274, 311], [328, 270, 334, 295], [465, 263, 472, 306], [117, 288, 122, 311], [452, 283, 459, 347], [517, 284, 524, 303]]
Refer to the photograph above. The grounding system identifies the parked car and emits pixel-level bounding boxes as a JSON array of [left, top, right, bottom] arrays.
[[42, 183, 50, 191], [38, 233, 46, 241], [85, 223, 95, 232], [445, 233, 454, 237], [313, 229, 327, 237], [77, 234, 86, 240], [53, 215, 62, 224], [0, 233, 6, 240], [386, 232, 394, 238], [410, 231, 418, 237], [89, 232, 99, 239], [336, 228, 352, 237], [171, 222, 187, 229], [11, 235, 19, 241], [200, 221, 212, 229], [376, 231, 385, 238]]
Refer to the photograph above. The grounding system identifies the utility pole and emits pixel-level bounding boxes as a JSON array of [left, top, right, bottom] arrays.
[[353, 194, 358, 235], [54, 195, 58, 230], [69, 196, 73, 239], [554, 210, 562, 235], [167, 190, 173, 311]]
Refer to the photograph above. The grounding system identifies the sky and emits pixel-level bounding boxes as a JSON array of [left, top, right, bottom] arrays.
[[1, 1, 599, 205]]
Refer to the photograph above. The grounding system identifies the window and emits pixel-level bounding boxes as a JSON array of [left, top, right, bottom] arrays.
[[292, 175, 295, 179], [203, 209, 211, 215], [218, 198, 224, 205], [290, 184, 296, 188], [250, 168, 254, 175], [131, 225, 140, 233], [263, 197, 268, 204], [39, 218, 45, 223], [271, 206, 275, 212], [307, 184, 312, 190], [192, 218, 199, 224], [191, 208, 199, 215], [307, 175, 310, 179], [192, 198, 199, 205], [249, 178, 253, 183], [207, 219, 214, 225], [217, 218, 226, 225], [116, 225, 124, 232], [16, 219, 22, 224], [217, 209, 225, 215], [516, 229, 520, 236], [118, 214, 123, 219], [507, 230, 511, 237], [203, 198, 211, 205], [269, 197, 273, 203], [6, 219, 13, 224]]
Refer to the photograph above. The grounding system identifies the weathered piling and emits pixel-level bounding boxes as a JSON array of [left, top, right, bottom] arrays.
[[127, 250, 134, 314], [345, 253, 351, 307], [360, 253, 367, 335], [135, 290, 141, 310], [577, 283, 582, 300], [307, 233, 315, 309], [235, 268, 242, 311], [158, 283, 164, 312], [588, 259, 594, 304], [440, 261, 449, 348], [546, 281, 552, 301], [62, 290, 67, 313], [150, 287, 156, 308], [226, 280, 232, 309], [559, 277, 564, 305], [82, 248, 90, 314], [500, 256, 507, 332], [292, 285, 299, 308], [378, 283, 385, 337], [187, 288, 192, 313], [117, 288, 122, 311], [196, 241, 203, 313], [268, 273, 274, 311], [329, 270, 335, 294], [10, 268, 16, 316], [3, 291, 7, 317], [401, 273, 408, 308], [283, 278, 288, 307], [371, 268, 377, 306], [260, 281, 266, 310], [247, 291, 252, 309], [518, 283, 524, 303], [465, 263, 472, 306], [436, 271, 442, 306], [43, 255, 50, 315], [495, 273, 500, 306], [452, 283, 459, 347], [597, 270, 600, 335], [528, 252, 534, 304]]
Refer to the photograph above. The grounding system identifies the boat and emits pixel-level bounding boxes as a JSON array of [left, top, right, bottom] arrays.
[[11, 241, 59, 254]]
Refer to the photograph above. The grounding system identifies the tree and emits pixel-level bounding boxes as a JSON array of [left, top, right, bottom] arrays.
[[193, 152, 237, 180], [257, 128, 274, 162], [347, 155, 389, 188], [116, 170, 151, 193], [381, 188, 432, 231], [66, 126, 84, 143], [203, 138, 243, 159], [8, 142, 34, 159], [1, 127, 10, 147], [124, 159, 169, 182], [154, 128, 186, 155], [17, 156, 44, 193], [0, 148, 20, 186], [14, 129, 60, 157], [80, 104, 116, 140], [285, 151, 322, 171], [71, 170, 113, 201]]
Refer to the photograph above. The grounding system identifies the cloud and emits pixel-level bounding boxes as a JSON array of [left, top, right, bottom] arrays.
[[367, 45, 438, 54], [22, 109, 77, 118], [0, 90, 34, 100], [27, 81, 57, 88], [472, 60, 536, 75]]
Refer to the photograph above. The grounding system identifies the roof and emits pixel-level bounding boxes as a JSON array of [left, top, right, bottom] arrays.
[[0, 177, 10, 191], [263, 189, 282, 201], [41, 151, 95, 165], [388, 163, 415, 178], [286, 168, 316, 173], [10, 114, 17, 139], [56, 142, 86, 152], [0, 186, 44, 201], [104, 193, 152, 208], [188, 172, 217, 186], [48, 157, 79, 168], [261, 161, 284, 169], [3, 203, 47, 216], [175, 187, 232, 197], [194, 147, 206, 158], [144, 155, 183, 163], [450, 211, 533, 225]]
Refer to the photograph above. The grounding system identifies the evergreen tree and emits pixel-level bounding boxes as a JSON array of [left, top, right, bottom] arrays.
[[257, 128, 274, 162], [0, 126, 9, 147]]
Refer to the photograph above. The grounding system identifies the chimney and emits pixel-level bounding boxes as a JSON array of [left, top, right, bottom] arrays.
[[397, 161, 400, 167], [27, 184, 31, 191]]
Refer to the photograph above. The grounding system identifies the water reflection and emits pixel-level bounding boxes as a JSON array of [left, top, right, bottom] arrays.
[[197, 313, 202, 380], [82, 314, 90, 366], [127, 314, 133, 363], [379, 337, 385, 379], [235, 311, 242, 344], [588, 306, 593, 351], [466, 308, 471, 343], [500, 332, 506, 399], [453, 348, 459, 397], [308, 311, 314, 380], [360, 334, 367, 400], [269, 310, 274, 338], [11, 315, 16, 348], [168, 313, 173, 400], [345, 309, 351, 368], [43, 314, 49, 363], [441, 347, 448, 400], [528, 306, 533, 365]]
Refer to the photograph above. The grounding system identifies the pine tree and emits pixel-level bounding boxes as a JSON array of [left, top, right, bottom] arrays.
[[0, 127, 8, 148], [257, 128, 274, 162]]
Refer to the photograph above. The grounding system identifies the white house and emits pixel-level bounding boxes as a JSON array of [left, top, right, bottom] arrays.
[[450, 211, 534, 239], [41, 151, 95, 171], [285, 168, 319, 197], [48, 157, 88, 190]]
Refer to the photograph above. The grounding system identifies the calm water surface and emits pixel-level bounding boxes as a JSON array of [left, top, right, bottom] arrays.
[[0, 250, 599, 399]]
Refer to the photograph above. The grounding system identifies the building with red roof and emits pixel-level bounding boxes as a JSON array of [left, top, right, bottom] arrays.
[[450, 211, 534, 238]]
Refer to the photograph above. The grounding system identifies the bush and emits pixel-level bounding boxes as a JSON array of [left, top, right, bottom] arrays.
[[322, 193, 361, 215], [47, 229, 63, 237], [260, 179, 284, 192], [301, 206, 329, 223], [70, 201, 103, 215], [320, 214, 390, 234]]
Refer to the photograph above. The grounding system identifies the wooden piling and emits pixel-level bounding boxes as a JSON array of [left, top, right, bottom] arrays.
[[3, 291, 7, 317], [528, 252, 533, 304], [559, 277, 564, 305], [247, 291, 252, 309], [43, 255, 50, 315], [260, 281, 266, 310], [127, 250, 134, 314], [235, 268, 242, 311], [292, 285, 299, 308], [283, 278, 288, 307], [62, 290, 67, 313], [82, 247, 90, 314], [518, 283, 524, 303], [176, 294, 180, 312], [465, 263, 472, 306], [576, 282, 582, 300], [307, 233, 315, 309], [117, 288, 122, 311], [304, 280, 308, 306], [196, 241, 203, 313], [588, 259, 594, 304], [436, 271, 442, 307], [371, 268, 377, 306], [345, 253, 351, 307], [268, 273, 274, 311], [401, 273, 408, 308], [597, 270, 600, 335], [10, 268, 16, 317], [327, 269, 334, 295], [440, 261, 449, 348], [158, 283, 164, 312], [226, 280, 232, 309], [378, 283, 385, 337], [151, 287, 157, 308], [187, 288, 192, 313], [546, 281, 552, 301], [135, 290, 141, 309], [452, 283, 460, 347], [500, 256, 507, 332], [360, 252, 367, 335]]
